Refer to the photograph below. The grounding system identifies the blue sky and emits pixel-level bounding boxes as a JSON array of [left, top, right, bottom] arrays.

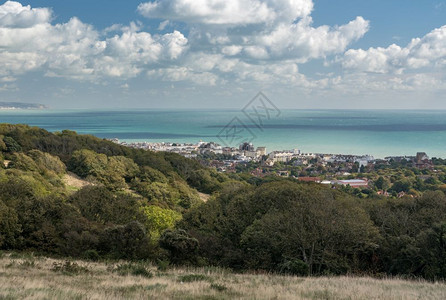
[[1, 0, 446, 108]]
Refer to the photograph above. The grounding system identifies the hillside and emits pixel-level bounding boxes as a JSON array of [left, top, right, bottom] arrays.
[[1, 253, 445, 300], [1, 124, 446, 281]]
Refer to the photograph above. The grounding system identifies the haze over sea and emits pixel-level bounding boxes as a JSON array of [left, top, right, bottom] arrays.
[[0, 109, 445, 159]]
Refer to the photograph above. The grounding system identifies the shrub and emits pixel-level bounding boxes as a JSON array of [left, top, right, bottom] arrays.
[[3, 136, 22, 153], [114, 263, 153, 278], [82, 249, 100, 261], [210, 283, 228, 292], [140, 206, 182, 241], [99, 221, 150, 260], [178, 274, 210, 283], [51, 261, 89, 275], [278, 259, 309, 276], [157, 259, 170, 271]]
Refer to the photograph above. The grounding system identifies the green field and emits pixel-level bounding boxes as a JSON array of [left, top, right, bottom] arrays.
[[1, 253, 445, 300]]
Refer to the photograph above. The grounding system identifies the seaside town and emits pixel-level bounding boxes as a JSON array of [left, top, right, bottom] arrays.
[[111, 138, 438, 198]]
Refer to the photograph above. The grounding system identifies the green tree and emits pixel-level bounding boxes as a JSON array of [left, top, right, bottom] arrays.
[[99, 221, 151, 259], [3, 136, 22, 153], [160, 229, 199, 264], [69, 186, 145, 225], [140, 205, 182, 241], [375, 176, 390, 190], [0, 200, 21, 249]]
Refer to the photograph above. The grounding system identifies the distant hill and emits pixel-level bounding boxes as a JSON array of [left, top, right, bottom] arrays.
[[0, 102, 48, 110]]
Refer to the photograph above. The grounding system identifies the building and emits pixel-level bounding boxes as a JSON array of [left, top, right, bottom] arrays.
[[239, 142, 254, 152], [256, 147, 267, 157], [415, 152, 434, 169], [416, 152, 429, 163], [333, 179, 369, 188], [277, 171, 290, 177]]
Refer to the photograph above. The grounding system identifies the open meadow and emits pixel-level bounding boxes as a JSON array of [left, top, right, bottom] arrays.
[[0, 253, 446, 300]]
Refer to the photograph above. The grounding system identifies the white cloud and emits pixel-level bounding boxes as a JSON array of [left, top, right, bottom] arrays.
[[342, 25, 446, 73], [148, 67, 219, 86], [138, 0, 314, 26], [0, 1, 189, 80], [0, 0, 51, 28], [244, 46, 270, 59], [94, 30, 188, 78], [0, 0, 368, 86], [139, 0, 369, 63], [222, 45, 242, 56], [252, 16, 369, 62], [5, 0, 446, 106], [158, 20, 170, 30]]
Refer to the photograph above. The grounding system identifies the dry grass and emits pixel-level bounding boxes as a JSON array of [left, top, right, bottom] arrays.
[[198, 192, 211, 202], [0, 253, 445, 300], [62, 172, 93, 190]]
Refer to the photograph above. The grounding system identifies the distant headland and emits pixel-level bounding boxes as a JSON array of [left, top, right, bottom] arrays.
[[0, 102, 48, 110]]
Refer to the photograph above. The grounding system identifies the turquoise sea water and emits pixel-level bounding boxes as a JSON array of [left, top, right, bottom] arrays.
[[0, 109, 445, 158]]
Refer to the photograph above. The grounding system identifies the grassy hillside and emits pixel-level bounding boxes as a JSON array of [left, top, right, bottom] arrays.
[[2, 124, 446, 280], [1, 253, 445, 300]]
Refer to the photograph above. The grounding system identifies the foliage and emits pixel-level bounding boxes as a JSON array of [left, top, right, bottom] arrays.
[[82, 249, 100, 261], [99, 221, 151, 260], [51, 261, 89, 275], [210, 283, 228, 292], [3, 136, 22, 153], [68, 149, 138, 190], [0, 200, 21, 249], [159, 229, 199, 264], [278, 259, 309, 276], [140, 205, 182, 241], [178, 274, 210, 282], [113, 263, 153, 278], [2, 124, 446, 280], [68, 186, 145, 225]]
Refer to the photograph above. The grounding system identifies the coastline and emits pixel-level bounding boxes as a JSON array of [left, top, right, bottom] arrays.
[[0, 109, 445, 159]]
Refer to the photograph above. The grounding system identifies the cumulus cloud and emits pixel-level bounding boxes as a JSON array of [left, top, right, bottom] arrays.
[[138, 0, 314, 26], [0, 1, 189, 81], [342, 25, 446, 73], [0, 0, 372, 87], [250, 16, 369, 62], [93, 30, 188, 78], [7, 0, 444, 100], [148, 67, 219, 86], [0, 0, 51, 28], [139, 0, 369, 64]]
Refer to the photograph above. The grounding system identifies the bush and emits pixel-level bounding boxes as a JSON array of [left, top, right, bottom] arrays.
[[178, 274, 210, 283], [140, 206, 182, 241], [157, 259, 170, 271], [99, 221, 150, 260], [210, 283, 228, 292], [278, 259, 309, 276], [51, 261, 89, 275], [159, 229, 199, 264], [0, 200, 21, 249], [3, 136, 22, 153], [114, 263, 153, 278], [82, 249, 100, 261]]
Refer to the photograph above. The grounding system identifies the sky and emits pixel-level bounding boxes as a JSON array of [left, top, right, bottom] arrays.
[[1, 0, 446, 109]]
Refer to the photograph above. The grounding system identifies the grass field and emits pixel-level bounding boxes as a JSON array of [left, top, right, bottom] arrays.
[[1, 252, 446, 300]]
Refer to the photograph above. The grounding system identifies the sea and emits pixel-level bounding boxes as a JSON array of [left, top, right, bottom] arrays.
[[0, 109, 445, 159]]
